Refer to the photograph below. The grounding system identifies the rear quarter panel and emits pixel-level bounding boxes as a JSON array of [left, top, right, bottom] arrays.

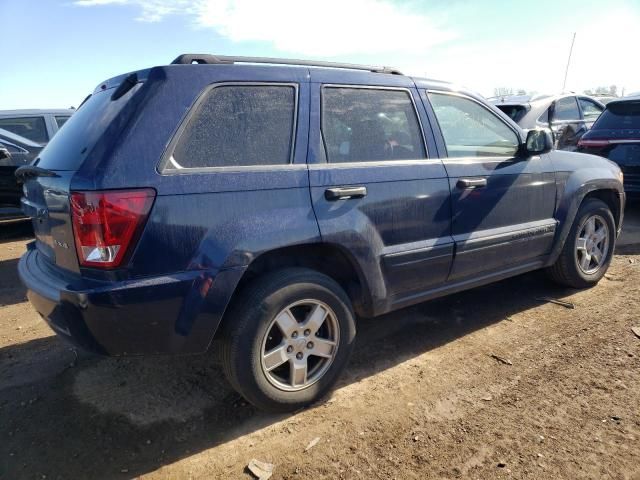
[[89, 66, 319, 353]]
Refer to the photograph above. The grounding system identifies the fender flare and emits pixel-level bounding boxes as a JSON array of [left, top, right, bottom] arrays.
[[547, 170, 623, 266]]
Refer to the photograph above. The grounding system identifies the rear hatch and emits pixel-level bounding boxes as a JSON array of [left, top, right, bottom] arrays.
[[20, 74, 145, 273], [579, 100, 640, 191]]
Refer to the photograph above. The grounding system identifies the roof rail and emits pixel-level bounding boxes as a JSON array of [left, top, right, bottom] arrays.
[[170, 54, 403, 75]]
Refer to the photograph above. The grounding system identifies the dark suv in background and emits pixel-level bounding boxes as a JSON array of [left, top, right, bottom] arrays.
[[0, 109, 74, 221], [18, 55, 624, 411], [491, 93, 605, 150], [578, 96, 640, 197]]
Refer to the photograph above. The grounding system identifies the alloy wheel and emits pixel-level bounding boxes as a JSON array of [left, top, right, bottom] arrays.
[[260, 299, 340, 392], [575, 214, 610, 275]]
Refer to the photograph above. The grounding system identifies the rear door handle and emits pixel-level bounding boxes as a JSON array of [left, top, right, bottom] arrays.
[[325, 186, 367, 200], [457, 178, 487, 189]]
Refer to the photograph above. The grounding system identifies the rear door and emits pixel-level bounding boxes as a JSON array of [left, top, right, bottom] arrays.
[[424, 90, 557, 281], [308, 71, 452, 309]]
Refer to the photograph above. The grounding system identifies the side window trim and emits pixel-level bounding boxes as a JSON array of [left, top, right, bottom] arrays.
[[159, 82, 300, 174], [425, 89, 521, 159], [319, 84, 430, 164]]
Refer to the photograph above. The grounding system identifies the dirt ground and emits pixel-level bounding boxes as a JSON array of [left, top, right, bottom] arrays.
[[1, 207, 640, 480]]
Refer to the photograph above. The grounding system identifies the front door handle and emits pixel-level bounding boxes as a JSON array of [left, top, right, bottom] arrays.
[[457, 178, 487, 189], [325, 186, 367, 201]]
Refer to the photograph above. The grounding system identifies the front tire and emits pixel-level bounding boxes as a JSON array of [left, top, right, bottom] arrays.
[[547, 198, 616, 288], [220, 268, 356, 412]]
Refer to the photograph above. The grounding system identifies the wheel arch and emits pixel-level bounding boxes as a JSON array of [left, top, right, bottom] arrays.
[[548, 173, 623, 266], [223, 243, 374, 322]]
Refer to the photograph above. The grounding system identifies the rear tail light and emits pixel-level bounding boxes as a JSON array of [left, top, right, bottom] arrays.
[[577, 139, 610, 148], [71, 189, 155, 268]]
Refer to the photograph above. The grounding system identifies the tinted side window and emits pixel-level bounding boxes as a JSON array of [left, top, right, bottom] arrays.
[[171, 85, 296, 169], [321, 87, 425, 163], [578, 98, 604, 121], [537, 108, 550, 124], [428, 92, 519, 158], [0, 116, 48, 143], [553, 97, 580, 122], [496, 105, 527, 123], [55, 116, 71, 129]]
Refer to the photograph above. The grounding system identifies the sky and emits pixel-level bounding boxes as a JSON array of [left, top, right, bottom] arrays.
[[2, 0, 640, 109]]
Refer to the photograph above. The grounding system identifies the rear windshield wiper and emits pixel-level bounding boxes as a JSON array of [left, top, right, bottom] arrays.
[[15, 165, 60, 180]]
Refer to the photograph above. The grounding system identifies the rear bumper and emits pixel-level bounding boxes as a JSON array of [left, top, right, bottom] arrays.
[[18, 244, 245, 355]]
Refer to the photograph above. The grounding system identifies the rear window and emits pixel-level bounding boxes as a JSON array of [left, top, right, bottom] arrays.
[[593, 102, 640, 130], [168, 85, 297, 170], [0, 116, 48, 143], [36, 85, 140, 171], [496, 105, 527, 123]]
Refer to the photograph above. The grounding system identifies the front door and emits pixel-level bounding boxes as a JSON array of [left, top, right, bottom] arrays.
[[425, 90, 557, 282], [308, 73, 453, 313]]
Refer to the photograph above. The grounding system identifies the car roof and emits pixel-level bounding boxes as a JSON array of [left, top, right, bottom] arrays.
[[167, 53, 464, 92], [0, 109, 75, 117]]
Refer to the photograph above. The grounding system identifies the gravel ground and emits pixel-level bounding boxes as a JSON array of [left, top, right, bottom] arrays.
[[1, 206, 639, 479]]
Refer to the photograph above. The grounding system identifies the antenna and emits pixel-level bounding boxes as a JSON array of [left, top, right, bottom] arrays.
[[562, 32, 576, 91]]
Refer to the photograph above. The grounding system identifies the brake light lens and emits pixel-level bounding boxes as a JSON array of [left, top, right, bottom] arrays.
[[71, 189, 155, 268]]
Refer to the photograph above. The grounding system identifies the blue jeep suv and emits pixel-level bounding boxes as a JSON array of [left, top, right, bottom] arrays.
[[17, 54, 625, 412]]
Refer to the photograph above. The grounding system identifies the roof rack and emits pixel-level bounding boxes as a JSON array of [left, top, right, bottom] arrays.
[[170, 54, 403, 75]]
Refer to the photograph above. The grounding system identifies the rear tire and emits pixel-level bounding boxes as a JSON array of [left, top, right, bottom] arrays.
[[220, 268, 356, 412], [547, 198, 616, 288]]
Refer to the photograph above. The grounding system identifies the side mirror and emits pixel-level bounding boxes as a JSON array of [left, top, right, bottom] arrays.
[[524, 128, 553, 155]]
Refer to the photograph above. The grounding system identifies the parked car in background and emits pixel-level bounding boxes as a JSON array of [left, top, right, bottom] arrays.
[[0, 109, 74, 145], [0, 109, 74, 221], [0, 130, 44, 221], [490, 94, 605, 150], [18, 54, 624, 412], [578, 96, 640, 198]]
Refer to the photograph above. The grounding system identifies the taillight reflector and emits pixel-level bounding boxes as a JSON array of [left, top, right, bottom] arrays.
[[577, 139, 610, 148], [71, 189, 155, 268]]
